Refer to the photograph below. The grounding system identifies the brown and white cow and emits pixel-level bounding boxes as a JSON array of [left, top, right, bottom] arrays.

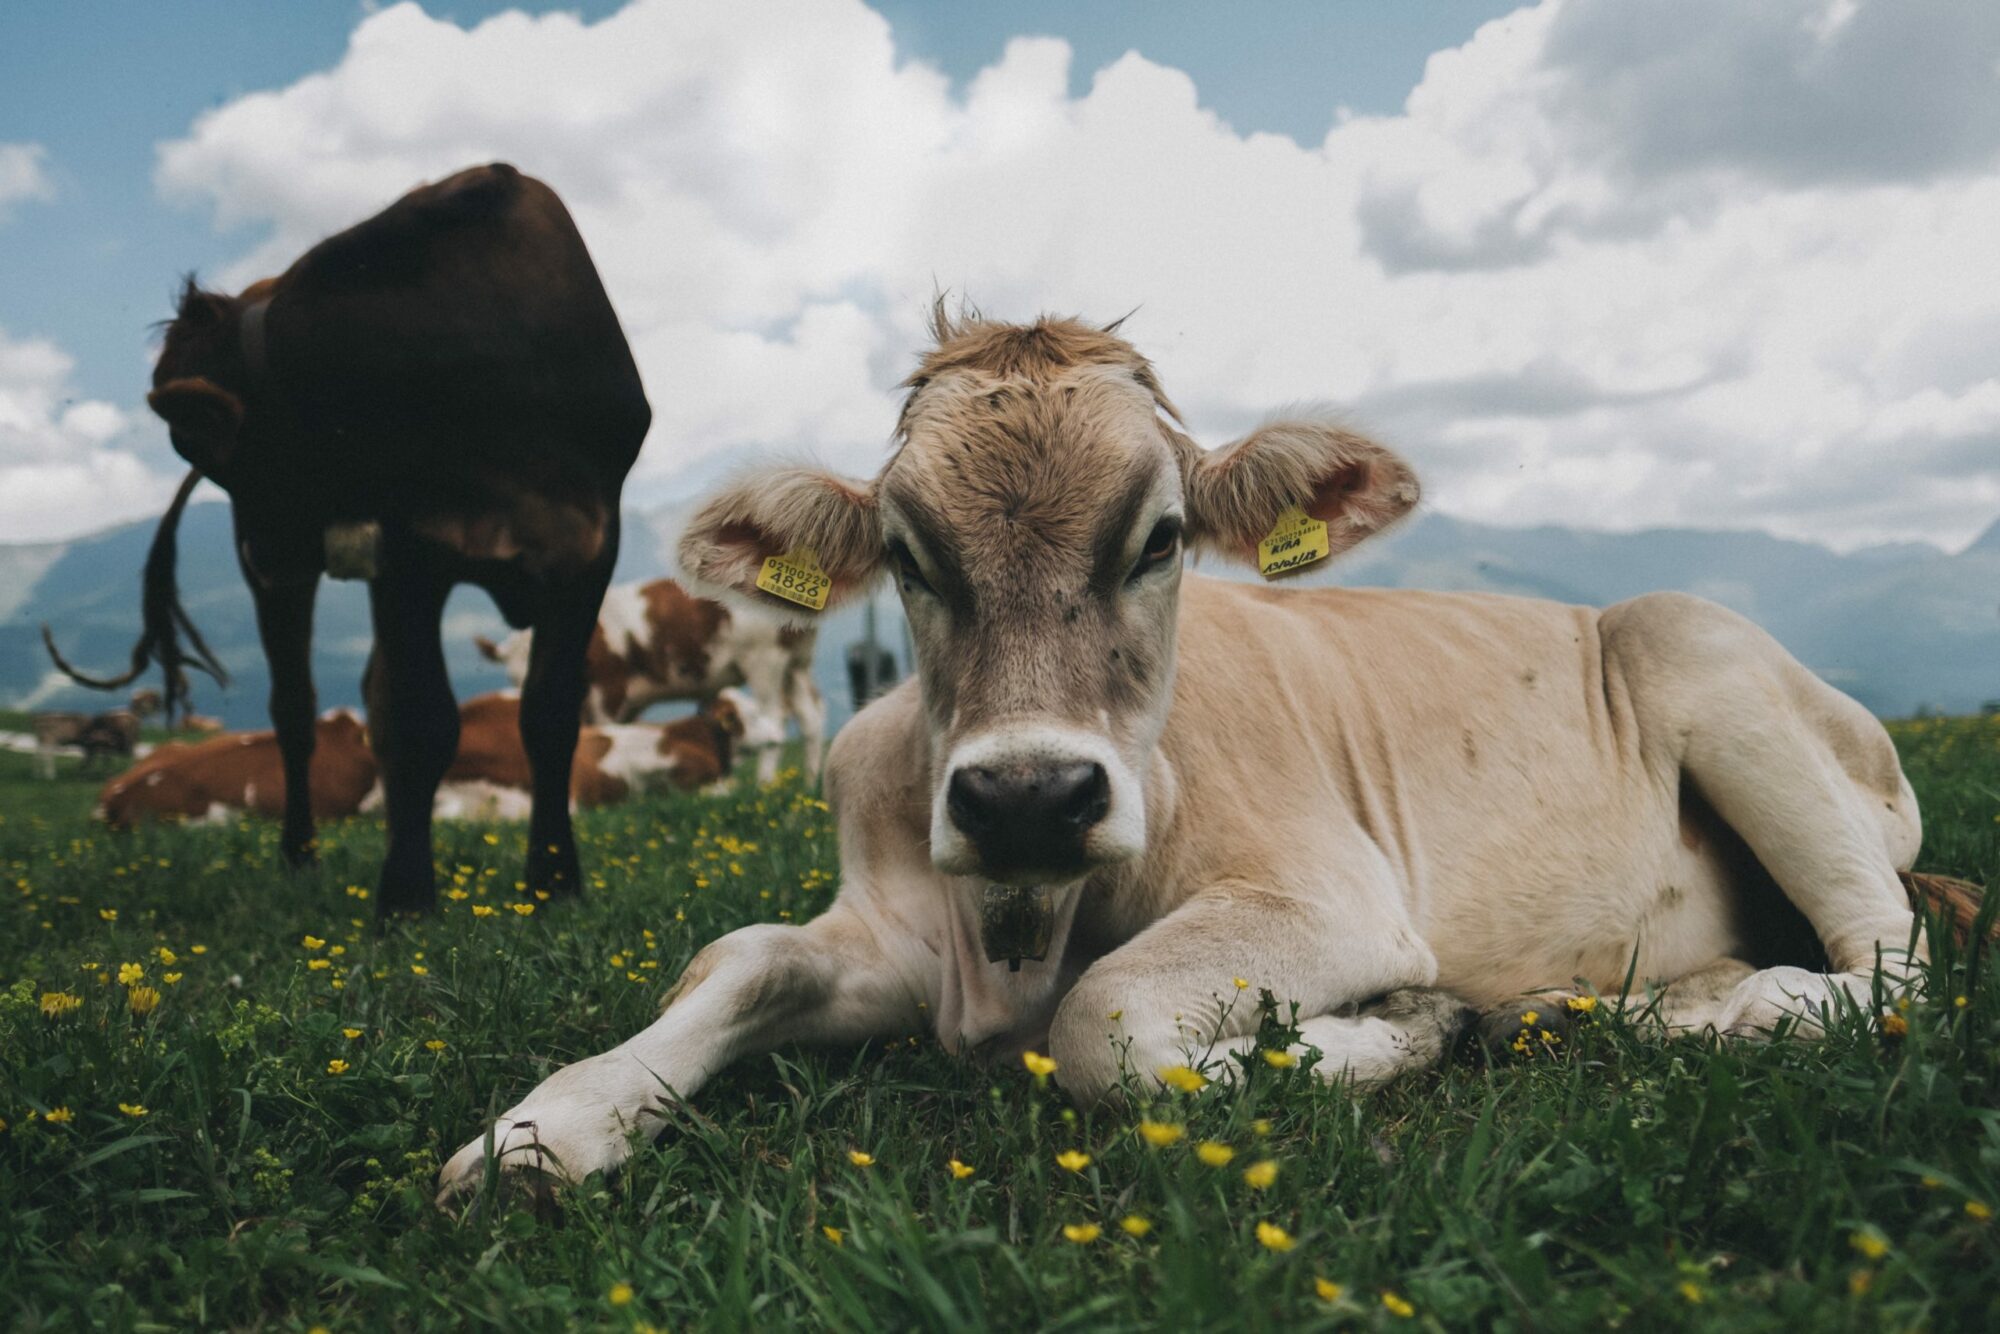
[[440, 310, 1970, 1200], [45, 164, 651, 915], [428, 690, 748, 819], [475, 576, 814, 782], [97, 710, 376, 828]]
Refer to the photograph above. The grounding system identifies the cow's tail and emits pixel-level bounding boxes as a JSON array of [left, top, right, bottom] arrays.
[[1900, 870, 1997, 948], [42, 468, 229, 723]]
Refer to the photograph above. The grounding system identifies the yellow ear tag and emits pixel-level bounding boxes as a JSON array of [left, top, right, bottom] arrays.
[[755, 546, 832, 611], [1256, 505, 1331, 579]]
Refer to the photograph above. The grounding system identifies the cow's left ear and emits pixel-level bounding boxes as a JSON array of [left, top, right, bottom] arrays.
[[1179, 418, 1420, 568], [677, 468, 883, 618], [148, 376, 244, 474]]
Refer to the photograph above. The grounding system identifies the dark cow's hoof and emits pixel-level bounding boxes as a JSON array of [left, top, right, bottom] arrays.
[[1476, 993, 1598, 1062]]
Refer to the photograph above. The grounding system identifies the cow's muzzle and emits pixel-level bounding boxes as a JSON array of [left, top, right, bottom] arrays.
[[946, 759, 1109, 878]]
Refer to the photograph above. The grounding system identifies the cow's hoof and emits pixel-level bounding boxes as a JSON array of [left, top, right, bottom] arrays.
[[1475, 993, 1594, 1061], [435, 1112, 631, 1213]]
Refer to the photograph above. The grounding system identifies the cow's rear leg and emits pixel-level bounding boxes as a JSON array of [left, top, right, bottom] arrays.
[[1614, 595, 1926, 1036], [250, 576, 321, 868], [365, 566, 458, 916], [520, 558, 613, 898]]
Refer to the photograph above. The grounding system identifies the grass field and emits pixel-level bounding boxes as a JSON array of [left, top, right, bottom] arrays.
[[2, 715, 1996, 1331]]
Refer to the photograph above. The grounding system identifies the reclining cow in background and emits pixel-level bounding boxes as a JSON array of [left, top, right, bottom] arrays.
[[430, 690, 749, 819], [475, 575, 816, 782], [44, 164, 651, 915], [31, 708, 143, 779], [97, 710, 376, 828], [441, 308, 1986, 1200]]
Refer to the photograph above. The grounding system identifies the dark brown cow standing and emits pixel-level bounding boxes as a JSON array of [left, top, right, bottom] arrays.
[[44, 164, 651, 915]]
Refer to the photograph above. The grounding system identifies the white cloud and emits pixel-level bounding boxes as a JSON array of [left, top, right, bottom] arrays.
[[0, 142, 55, 221], [0, 327, 178, 543], [146, 0, 2000, 550]]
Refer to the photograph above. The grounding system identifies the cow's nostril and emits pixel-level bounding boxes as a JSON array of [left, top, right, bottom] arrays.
[[947, 765, 1003, 835], [1054, 762, 1110, 829]]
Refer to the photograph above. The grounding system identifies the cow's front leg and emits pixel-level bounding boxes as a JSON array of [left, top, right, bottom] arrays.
[[249, 575, 320, 868], [364, 564, 457, 916], [787, 664, 827, 780], [436, 906, 920, 1204], [1050, 881, 1459, 1102]]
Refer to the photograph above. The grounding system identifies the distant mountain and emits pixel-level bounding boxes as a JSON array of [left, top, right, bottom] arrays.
[[1, 502, 1993, 728]]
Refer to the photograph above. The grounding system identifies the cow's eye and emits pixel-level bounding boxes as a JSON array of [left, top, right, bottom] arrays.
[[1127, 517, 1182, 583], [888, 539, 934, 597]]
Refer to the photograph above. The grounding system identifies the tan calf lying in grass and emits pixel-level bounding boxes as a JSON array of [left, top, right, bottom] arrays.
[[440, 310, 1983, 1202]]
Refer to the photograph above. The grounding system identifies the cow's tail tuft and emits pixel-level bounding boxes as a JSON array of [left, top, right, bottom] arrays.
[[42, 468, 229, 723], [1899, 870, 1996, 948]]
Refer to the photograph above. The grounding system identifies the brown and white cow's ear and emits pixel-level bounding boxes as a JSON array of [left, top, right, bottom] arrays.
[[1181, 418, 1420, 568], [676, 467, 883, 618], [147, 377, 244, 474]]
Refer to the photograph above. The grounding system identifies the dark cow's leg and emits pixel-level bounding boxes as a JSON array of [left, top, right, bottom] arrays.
[[250, 577, 322, 868], [520, 558, 615, 899], [365, 566, 458, 916]]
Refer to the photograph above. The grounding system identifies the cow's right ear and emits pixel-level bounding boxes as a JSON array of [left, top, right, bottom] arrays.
[[677, 468, 882, 617], [147, 377, 244, 473]]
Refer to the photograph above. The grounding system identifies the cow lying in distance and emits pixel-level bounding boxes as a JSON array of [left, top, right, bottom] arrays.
[[46, 163, 651, 915], [440, 309, 1979, 1200], [429, 691, 748, 820], [475, 575, 815, 782], [32, 709, 143, 779], [97, 710, 375, 828]]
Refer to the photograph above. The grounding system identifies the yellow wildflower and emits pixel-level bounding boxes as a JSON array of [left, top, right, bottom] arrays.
[[190, 944, 207, 955], [156, 947, 177, 965], [472, 904, 497, 918], [847, 1149, 875, 1167], [302, 935, 325, 950], [607, 1282, 634, 1307], [510, 902, 535, 917], [1383, 1291, 1415, 1318], [1848, 1269, 1873, 1298], [949, 1158, 975, 1179], [1120, 1215, 1152, 1237], [1196, 1141, 1235, 1167], [98, 908, 117, 922], [1520, 1010, 1539, 1026], [1233, 977, 1249, 990], [1880, 1011, 1908, 1037], [117, 962, 144, 986], [39, 991, 82, 1018], [425, 1039, 447, 1052], [410, 964, 429, 976], [1955, 995, 1968, 1009], [1263, 1049, 1297, 1069], [1056, 1149, 1091, 1173], [1137, 1119, 1185, 1148], [1062, 1223, 1101, 1244], [326, 1059, 350, 1075], [163, 972, 182, 985], [1566, 994, 1598, 1014], [1022, 1050, 1058, 1078], [44, 1106, 73, 1125], [343, 1027, 363, 1040], [308, 959, 332, 971], [1252, 1118, 1274, 1137], [1677, 1280, 1704, 1304], [1849, 1230, 1888, 1260], [1967, 1200, 1993, 1221], [118, 1102, 147, 1117], [128, 986, 160, 1016], [1315, 1277, 1343, 1303], [1254, 1221, 1295, 1252], [1243, 1159, 1279, 1190], [821, 1225, 844, 1246], [1159, 1065, 1208, 1093]]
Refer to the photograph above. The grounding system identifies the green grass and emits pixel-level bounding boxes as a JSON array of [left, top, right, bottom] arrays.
[[2, 720, 1997, 1331]]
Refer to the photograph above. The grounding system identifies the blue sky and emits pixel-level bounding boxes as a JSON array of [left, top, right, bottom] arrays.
[[1, 1, 1996, 549]]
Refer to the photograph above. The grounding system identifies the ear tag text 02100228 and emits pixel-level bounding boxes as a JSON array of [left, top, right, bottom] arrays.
[[756, 546, 831, 611], [1256, 505, 1331, 579]]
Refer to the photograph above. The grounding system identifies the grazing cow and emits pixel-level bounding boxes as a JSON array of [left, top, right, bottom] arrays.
[[439, 310, 1981, 1200], [430, 690, 747, 818], [97, 710, 376, 828], [475, 576, 818, 782], [32, 709, 141, 779], [44, 164, 651, 915]]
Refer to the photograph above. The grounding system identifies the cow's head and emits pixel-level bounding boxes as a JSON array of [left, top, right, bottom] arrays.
[[680, 309, 1418, 887], [148, 277, 266, 480]]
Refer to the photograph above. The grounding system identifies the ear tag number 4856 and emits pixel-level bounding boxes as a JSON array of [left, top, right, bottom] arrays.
[[756, 546, 832, 611], [1257, 505, 1330, 579]]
